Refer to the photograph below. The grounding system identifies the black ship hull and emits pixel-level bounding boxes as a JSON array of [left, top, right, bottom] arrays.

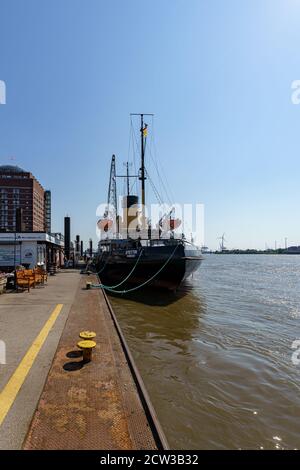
[[96, 241, 202, 291]]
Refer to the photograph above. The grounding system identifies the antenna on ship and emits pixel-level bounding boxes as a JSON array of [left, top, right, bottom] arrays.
[[122, 161, 134, 196]]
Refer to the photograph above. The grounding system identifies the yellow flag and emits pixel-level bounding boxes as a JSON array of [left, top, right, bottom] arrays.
[[143, 125, 148, 137]]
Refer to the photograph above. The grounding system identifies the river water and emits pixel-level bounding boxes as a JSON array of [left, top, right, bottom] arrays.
[[109, 255, 300, 449]]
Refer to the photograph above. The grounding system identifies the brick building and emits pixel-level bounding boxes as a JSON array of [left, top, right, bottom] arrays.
[[0, 166, 63, 271], [0, 165, 46, 232]]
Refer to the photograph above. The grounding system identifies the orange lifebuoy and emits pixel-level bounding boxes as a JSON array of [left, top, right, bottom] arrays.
[[97, 218, 113, 232]]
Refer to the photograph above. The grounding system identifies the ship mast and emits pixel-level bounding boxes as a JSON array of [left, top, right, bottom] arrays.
[[126, 161, 130, 196], [140, 114, 145, 208], [130, 113, 153, 228]]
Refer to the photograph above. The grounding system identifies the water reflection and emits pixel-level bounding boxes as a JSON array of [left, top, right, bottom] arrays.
[[108, 282, 200, 307], [109, 283, 206, 345], [110, 255, 300, 449]]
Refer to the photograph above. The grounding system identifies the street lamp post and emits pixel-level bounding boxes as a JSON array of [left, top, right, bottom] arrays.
[[13, 231, 16, 269]]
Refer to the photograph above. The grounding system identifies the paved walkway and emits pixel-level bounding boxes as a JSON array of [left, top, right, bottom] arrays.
[[23, 274, 158, 450], [0, 270, 80, 449]]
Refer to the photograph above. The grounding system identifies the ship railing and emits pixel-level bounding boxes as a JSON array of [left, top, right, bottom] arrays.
[[98, 237, 184, 253]]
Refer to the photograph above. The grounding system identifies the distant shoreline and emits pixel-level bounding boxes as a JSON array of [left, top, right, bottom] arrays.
[[211, 250, 300, 255]]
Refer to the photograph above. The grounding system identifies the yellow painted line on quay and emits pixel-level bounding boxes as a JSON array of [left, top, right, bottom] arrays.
[[0, 303, 63, 426]]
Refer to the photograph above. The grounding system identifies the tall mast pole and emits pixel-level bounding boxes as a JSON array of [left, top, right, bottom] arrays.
[[140, 114, 145, 209], [126, 162, 130, 196], [130, 112, 153, 229]]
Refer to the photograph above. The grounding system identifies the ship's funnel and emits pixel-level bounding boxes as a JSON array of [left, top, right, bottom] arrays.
[[121, 195, 139, 235]]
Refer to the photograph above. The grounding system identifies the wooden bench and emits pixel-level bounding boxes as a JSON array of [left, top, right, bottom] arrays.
[[15, 270, 36, 292], [24, 269, 38, 285], [34, 271, 43, 284], [35, 267, 47, 283]]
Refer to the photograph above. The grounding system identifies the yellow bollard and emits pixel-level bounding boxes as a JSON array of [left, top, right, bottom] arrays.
[[77, 340, 96, 363], [79, 331, 96, 341]]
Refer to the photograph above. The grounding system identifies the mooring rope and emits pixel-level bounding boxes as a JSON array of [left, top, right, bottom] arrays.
[[92, 243, 179, 294], [93, 251, 111, 275], [91, 248, 144, 289]]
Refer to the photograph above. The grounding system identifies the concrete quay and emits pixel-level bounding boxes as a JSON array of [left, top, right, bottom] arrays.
[[0, 270, 167, 450]]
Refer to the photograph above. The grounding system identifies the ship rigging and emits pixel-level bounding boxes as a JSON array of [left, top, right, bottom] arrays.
[[95, 114, 202, 292]]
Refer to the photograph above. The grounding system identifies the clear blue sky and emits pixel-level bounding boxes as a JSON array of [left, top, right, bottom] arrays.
[[1, 0, 300, 250]]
